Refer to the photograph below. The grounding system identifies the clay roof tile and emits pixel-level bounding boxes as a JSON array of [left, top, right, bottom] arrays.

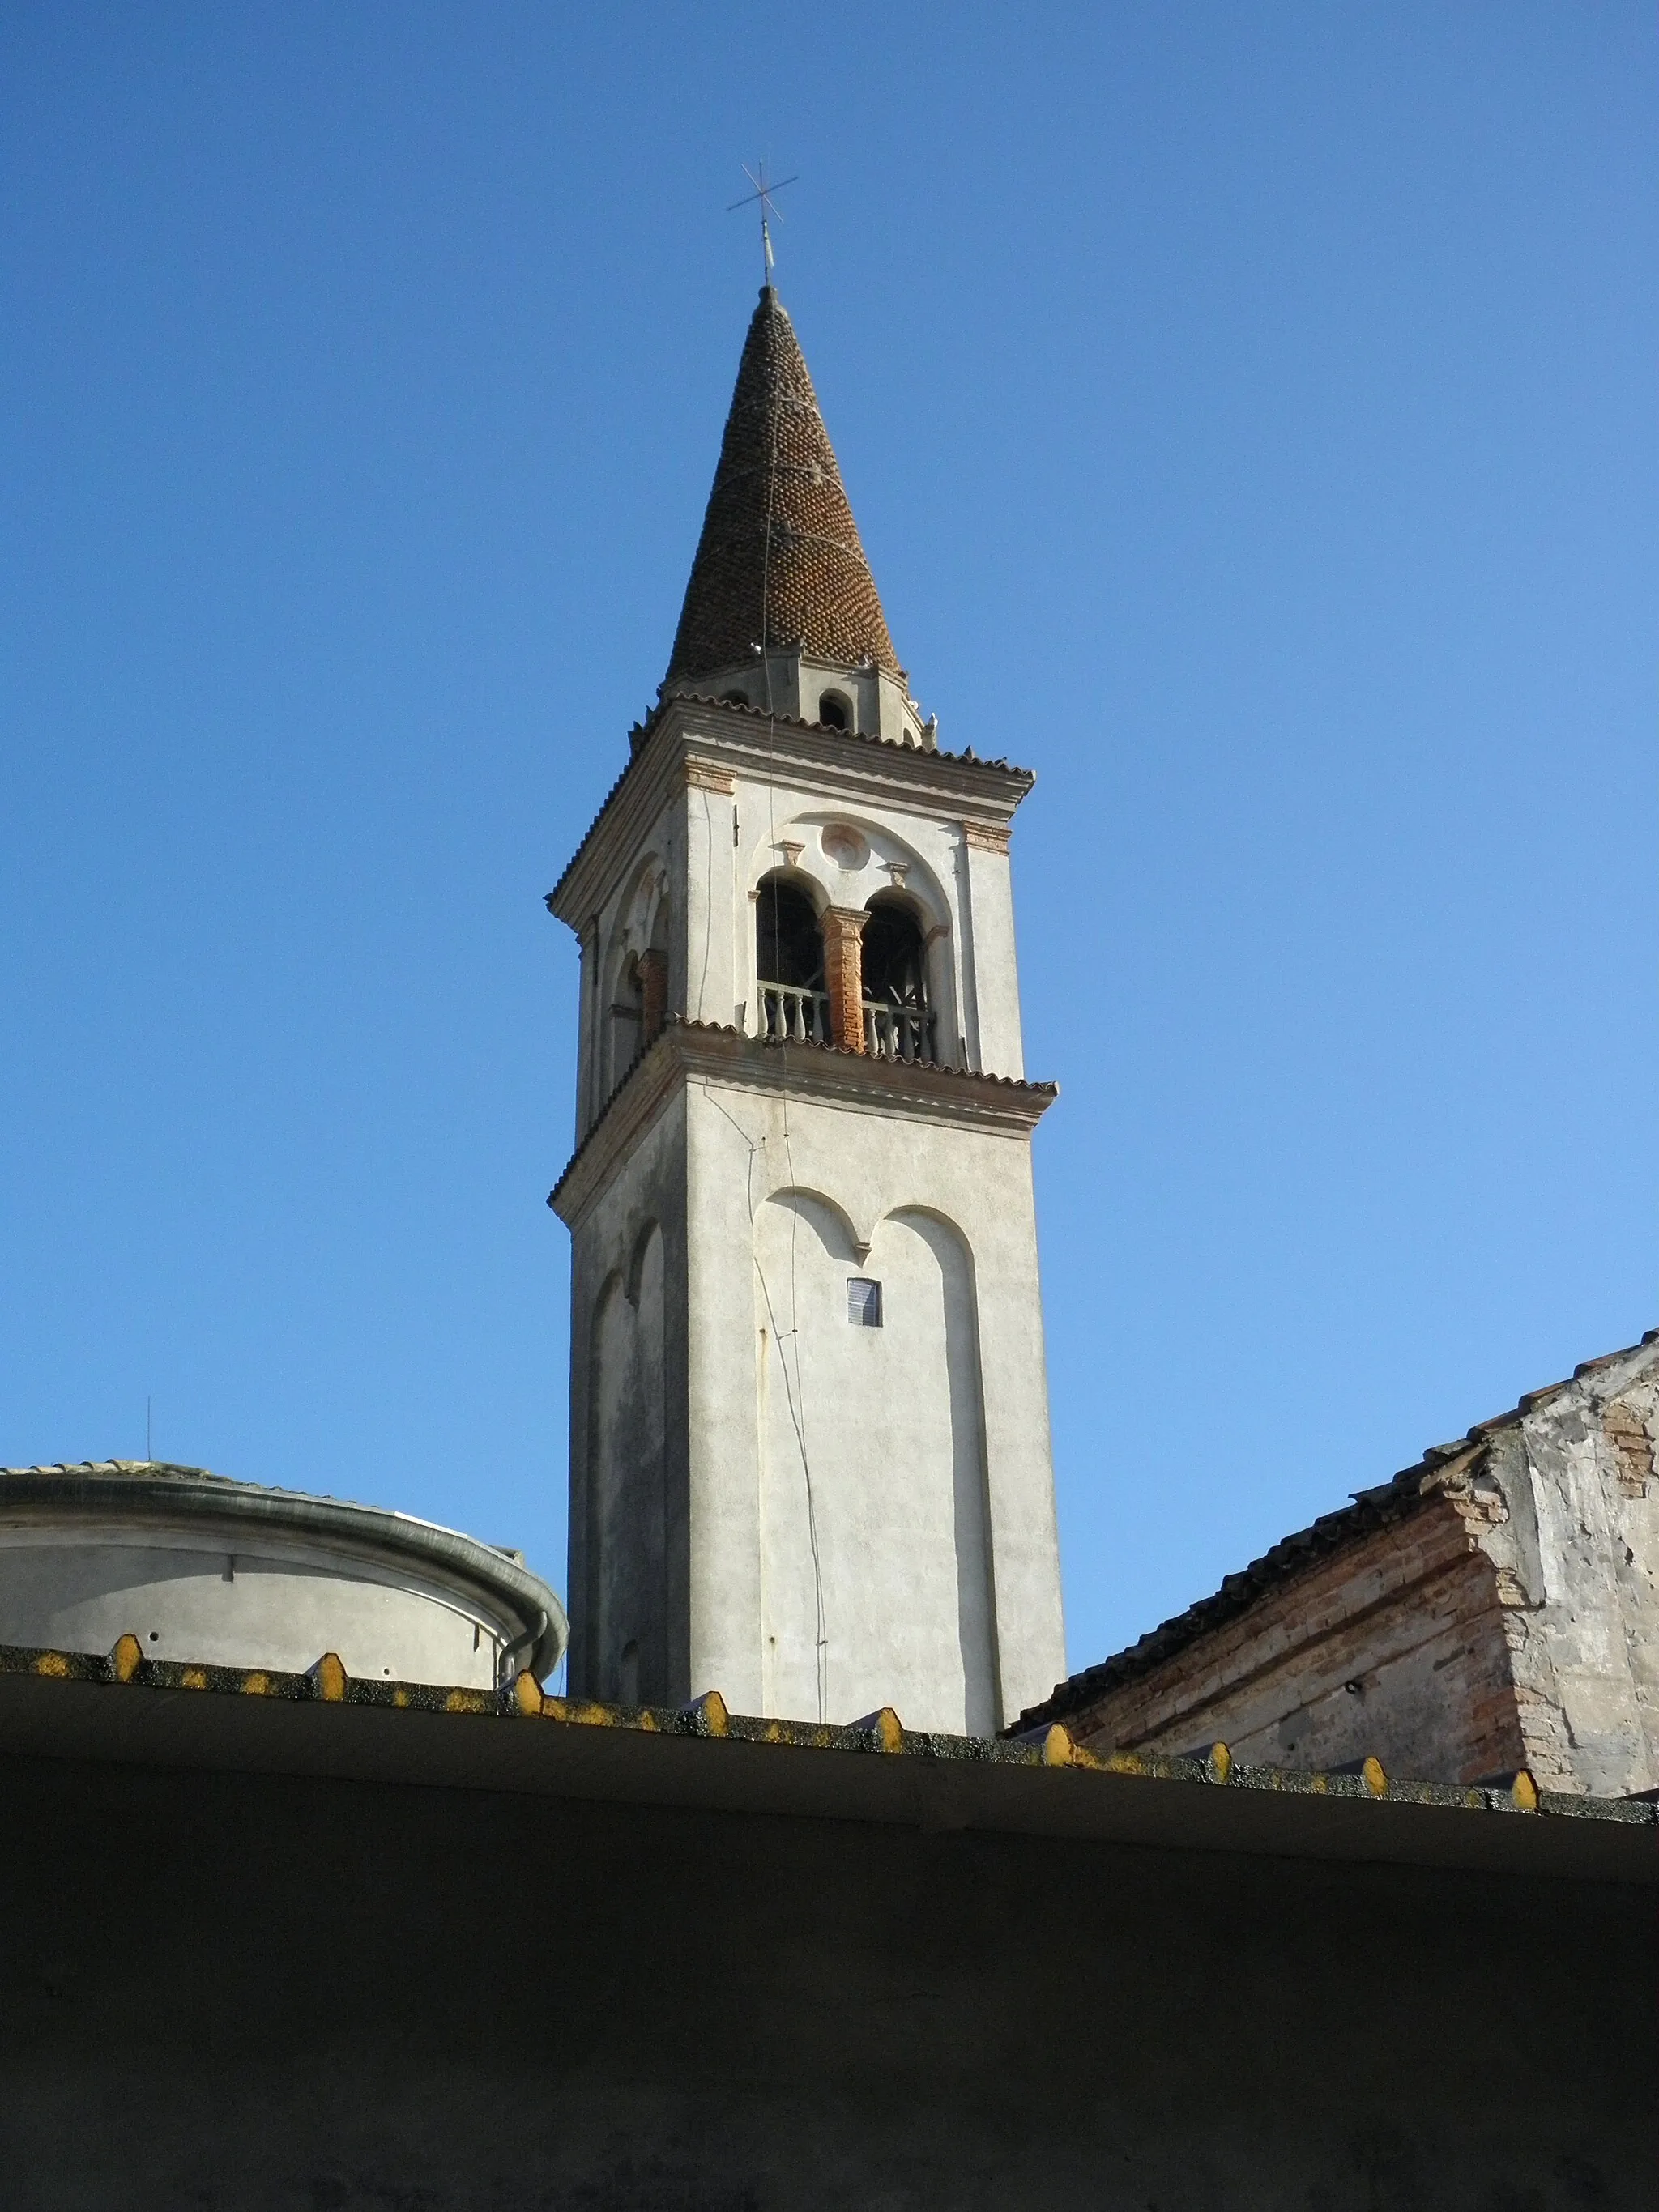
[[665, 286, 898, 687]]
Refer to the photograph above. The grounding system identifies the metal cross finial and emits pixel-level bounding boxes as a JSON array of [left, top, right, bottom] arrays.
[[727, 160, 799, 284]]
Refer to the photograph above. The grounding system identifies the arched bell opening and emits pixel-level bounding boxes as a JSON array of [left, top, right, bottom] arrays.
[[599, 938, 645, 1102], [860, 893, 937, 1063], [755, 873, 830, 1045], [638, 896, 671, 1049], [595, 867, 673, 1108]]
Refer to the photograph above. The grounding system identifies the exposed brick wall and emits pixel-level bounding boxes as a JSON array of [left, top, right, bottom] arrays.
[[638, 948, 668, 1047], [1052, 1341, 1659, 1796], [1068, 1503, 1527, 1785]]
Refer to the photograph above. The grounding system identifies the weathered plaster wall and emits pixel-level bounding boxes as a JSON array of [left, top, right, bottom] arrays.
[[1, 1750, 1648, 2211], [565, 1089, 689, 1703], [590, 1219, 667, 1706], [564, 1046, 1064, 1729], [753, 1192, 997, 1733], [1485, 1356, 1659, 1795], [686, 1077, 1064, 1733]]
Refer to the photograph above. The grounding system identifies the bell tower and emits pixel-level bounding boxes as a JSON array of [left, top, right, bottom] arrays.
[[548, 285, 1064, 1733]]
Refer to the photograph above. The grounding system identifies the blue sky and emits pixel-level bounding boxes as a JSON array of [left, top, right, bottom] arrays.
[[3, 4, 1653, 1689]]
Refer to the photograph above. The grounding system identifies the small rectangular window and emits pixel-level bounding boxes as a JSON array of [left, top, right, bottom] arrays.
[[847, 1276, 882, 1328]]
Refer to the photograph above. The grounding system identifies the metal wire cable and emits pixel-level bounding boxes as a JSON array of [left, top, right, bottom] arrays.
[[753, 360, 830, 1722]]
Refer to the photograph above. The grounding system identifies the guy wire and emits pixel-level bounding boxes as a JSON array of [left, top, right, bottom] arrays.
[[755, 369, 829, 1724]]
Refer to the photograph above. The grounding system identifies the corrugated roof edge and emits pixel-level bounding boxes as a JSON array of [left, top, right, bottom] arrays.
[[1014, 1327, 1659, 1735], [545, 694, 1033, 915], [548, 1016, 1057, 1211], [1, 1634, 1650, 1828]]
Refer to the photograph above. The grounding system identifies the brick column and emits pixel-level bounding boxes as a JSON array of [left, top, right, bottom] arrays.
[[638, 948, 668, 1046], [821, 907, 868, 1053]]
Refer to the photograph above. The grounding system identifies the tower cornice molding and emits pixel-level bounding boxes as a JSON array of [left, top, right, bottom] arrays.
[[548, 698, 1033, 930], [548, 1017, 1056, 1230]]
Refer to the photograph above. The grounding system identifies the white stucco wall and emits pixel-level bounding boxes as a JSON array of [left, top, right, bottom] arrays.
[[565, 1085, 688, 1703], [753, 1197, 998, 1732], [684, 1080, 1064, 1733]]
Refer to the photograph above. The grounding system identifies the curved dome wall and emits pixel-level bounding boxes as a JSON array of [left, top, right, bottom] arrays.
[[0, 1461, 567, 1690]]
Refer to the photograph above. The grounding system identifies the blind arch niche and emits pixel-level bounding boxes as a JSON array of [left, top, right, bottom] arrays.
[[753, 1191, 996, 1733]]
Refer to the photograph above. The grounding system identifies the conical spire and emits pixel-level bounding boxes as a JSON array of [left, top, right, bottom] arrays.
[[665, 287, 899, 688]]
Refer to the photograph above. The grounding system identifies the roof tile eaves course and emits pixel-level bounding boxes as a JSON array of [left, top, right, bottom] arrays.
[[546, 696, 1032, 918], [1013, 1326, 1659, 1734], [547, 751, 641, 914], [0, 1458, 429, 1519], [731, 1023, 1057, 1094], [3, 1459, 222, 1481], [666, 689, 1034, 781], [548, 1018, 1057, 1209], [1, 1457, 322, 1501], [0, 1634, 1648, 1826]]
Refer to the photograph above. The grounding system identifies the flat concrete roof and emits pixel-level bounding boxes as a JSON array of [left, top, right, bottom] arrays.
[[0, 1638, 1652, 1886]]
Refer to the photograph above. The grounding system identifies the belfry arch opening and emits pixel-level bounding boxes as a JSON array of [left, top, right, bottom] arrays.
[[756, 876, 830, 1044], [598, 883, 671, 1109], [639, 897, 670, 1046], [861, 894, 936, 1063]]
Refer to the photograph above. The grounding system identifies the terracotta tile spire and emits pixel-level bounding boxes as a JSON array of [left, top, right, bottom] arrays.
[[665, 286, 899, 687]]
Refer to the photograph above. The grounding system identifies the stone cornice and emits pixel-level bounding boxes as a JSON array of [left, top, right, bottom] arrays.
[[548, 1018, 1056, 1228], [548, 697, 1034, 930]]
